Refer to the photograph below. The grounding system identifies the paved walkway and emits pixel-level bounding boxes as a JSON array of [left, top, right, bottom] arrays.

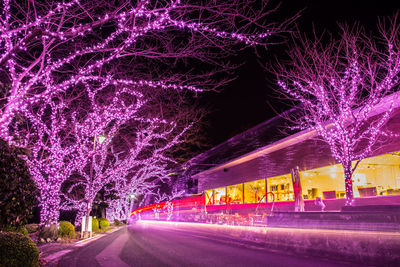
[[40, 227, 123, 266], [95, 231, 130, 267]]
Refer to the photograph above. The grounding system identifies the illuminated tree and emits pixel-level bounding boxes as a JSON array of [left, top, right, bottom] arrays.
[[106, 178, 156, 223], [276, 17, 400, 205], [0, 0, 286, 142], [152, 187, 186, 220], [0, 0, 289, 225], [11, 80, 145, 226], [13, 99, 82, 226], [61, 103, 190, 228]]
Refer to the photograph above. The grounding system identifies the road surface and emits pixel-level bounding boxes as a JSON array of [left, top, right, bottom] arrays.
[[58, 224, 366, 267]]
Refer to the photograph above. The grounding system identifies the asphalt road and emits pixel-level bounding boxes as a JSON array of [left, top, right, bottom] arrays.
[[58, 225, 367, 267]]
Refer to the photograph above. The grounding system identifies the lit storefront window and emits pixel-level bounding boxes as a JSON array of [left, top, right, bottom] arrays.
[[214, 187, 227, 205], [300, 165, 346, 200], [205, 190, 215, 205], [352, 153, 400, 197], [244, 179, 266, 203], [227, 184, 243, 204], [267, 174, 293, 202], [204, 151, 400, 206], [299, 152, 400, 200]]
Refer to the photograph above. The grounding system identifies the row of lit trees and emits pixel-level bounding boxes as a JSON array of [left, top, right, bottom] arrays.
[[0, 0, 284, 226], [2, 0, 398, 227]]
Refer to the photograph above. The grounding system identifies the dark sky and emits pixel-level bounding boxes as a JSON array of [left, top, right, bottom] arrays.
[[201, 0, 399, 147]]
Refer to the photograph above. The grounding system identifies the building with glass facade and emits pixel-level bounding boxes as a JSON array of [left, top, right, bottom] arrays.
[[191, 94, 400, 212]]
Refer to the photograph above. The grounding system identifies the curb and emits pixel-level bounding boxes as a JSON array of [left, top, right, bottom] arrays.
[[75, 226, 122, 247], [42, 226, 124, 265]]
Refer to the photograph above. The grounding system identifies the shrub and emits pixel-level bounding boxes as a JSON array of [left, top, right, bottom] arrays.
[[98, 218, 110, 231], [3, 225, 28, 236], [25, 224, 39, 234], [58, 221, 75, 238], [114, 219, 121, 226], [92, 218, 100, 232], [0, 232, 39, 267]]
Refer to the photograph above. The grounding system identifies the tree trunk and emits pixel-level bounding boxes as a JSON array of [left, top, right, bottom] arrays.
[[128, 198, 134, 220], [84, 199, 92, 237], [101, 206, 106, 219], [343, 162, 354, 206], [40, 189, 60, 226]]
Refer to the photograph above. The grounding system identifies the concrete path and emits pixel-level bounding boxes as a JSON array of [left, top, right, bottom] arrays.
[[95, 231, 130, 267]]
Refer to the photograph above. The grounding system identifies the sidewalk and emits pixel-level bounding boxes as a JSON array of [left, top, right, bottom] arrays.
[[39, 226, 124, 266], [135, 220, 400, 265]]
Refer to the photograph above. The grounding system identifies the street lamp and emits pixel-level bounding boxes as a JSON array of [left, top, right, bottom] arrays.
[[98, 135, 106, 144], [84, 134, 107, 238], [128, 194, 137, 222], [93, 135, 106, 150]]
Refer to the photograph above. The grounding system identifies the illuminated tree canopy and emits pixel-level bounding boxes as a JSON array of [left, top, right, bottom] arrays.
[[276, 16, 400, 205], [1, 0, 285, 224]]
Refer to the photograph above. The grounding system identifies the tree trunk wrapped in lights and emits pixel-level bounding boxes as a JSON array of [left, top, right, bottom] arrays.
[[276, 17, 400, 205], [13, 99, 83, 226]]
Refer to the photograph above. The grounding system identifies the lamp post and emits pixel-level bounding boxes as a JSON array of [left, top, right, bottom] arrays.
[[128, 194, 136, 222], [84, 134, 106, 238]]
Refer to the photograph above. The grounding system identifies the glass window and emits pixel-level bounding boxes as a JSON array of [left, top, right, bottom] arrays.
[[205, 190, 214, 205], [214, 187, 227, 205], [267, 174, 294, 202], [300, 165, 346, 200], [352, 152, 400, 197], [299, 152, 400, 200], [244, 179, 266, 203], [227, 184, 243, 204]]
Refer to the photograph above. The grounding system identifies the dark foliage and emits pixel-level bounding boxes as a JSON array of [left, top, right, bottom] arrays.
[[0, 140, 39, 229], [0, 232, 39, 267]]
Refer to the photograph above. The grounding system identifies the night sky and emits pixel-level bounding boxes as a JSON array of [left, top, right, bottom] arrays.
[[201, 0, 399, 147]]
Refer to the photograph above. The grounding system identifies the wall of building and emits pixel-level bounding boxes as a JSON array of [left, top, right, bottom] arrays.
[[195, 107, 400, 193]]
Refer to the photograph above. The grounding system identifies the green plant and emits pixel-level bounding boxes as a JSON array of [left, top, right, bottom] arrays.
[[58, 221, 75, 238], [0, 140, 39, 230], [98, 218, 110, 231], [92, 218, 100, 232], [25, 224, 39, 234], [114, 219, 121, 226], [3, 225, 28, 236], [0, 232, 39, 267]]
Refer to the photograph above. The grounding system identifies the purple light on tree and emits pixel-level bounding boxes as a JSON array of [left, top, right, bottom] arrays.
[[11, 84, 144, 226], [61, 100, 190, 229], [1, 0, 287, 225], [0, 0, 281, 141], [107, 162, 169, 222], [14, 100, 82, 226], [276, 16, 400, 205]]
